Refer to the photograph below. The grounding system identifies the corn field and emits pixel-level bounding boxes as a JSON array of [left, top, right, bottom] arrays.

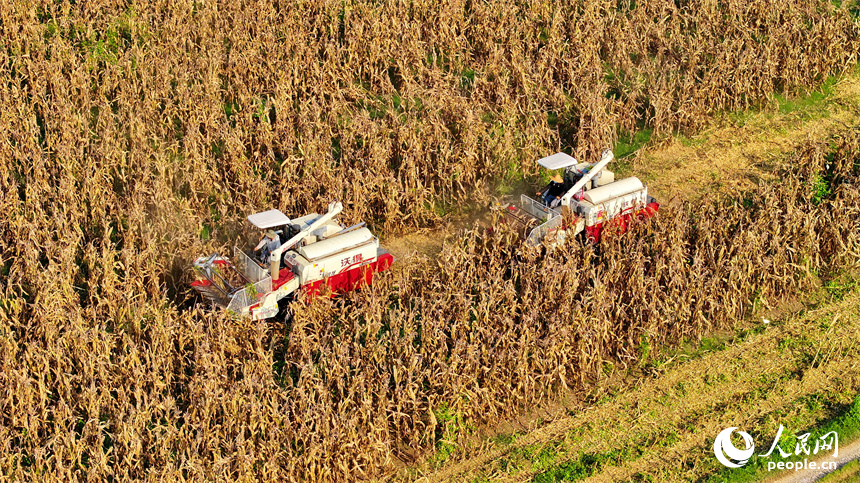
[[1, 0, 859, 481]]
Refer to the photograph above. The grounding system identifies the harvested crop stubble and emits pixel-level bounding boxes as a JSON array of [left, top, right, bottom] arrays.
[[1, 0, 860, 481]]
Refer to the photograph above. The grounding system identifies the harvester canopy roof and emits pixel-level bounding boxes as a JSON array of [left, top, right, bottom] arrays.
[[247, 209, 291, 229], [537, 152, 578, 170]]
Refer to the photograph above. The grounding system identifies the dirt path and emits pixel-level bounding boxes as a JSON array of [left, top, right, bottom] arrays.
[[768, 438, 860, 483]]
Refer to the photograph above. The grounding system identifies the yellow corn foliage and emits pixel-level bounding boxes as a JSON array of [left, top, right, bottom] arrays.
[[0, 1, 859, 481]]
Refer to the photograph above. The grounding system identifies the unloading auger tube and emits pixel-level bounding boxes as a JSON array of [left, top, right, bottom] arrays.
[[559, 148, 614, 207], [267, 201, 343, 278]]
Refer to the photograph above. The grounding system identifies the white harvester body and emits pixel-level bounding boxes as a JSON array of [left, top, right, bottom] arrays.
[[191, 202, 393, 320], [502, 149, 659, 245]]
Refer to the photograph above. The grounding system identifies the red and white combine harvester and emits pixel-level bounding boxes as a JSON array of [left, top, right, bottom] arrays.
[[190, 201, 393, 320], [502, 149, 659, 245]]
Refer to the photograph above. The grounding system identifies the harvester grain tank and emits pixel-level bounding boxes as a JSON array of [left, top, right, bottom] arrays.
[[502, 149, 659, 245], [190, 201, 393, 320]]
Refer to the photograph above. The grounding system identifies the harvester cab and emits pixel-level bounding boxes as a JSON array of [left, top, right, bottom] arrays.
[[501, 149, 659, 245], [190, 201, 394, 320]]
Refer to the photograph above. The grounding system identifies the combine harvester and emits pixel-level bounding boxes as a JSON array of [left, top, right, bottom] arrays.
[[190, 201, 393, 320], [502, 149, 659, 245]]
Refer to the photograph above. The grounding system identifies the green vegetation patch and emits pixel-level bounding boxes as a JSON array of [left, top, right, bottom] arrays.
[[775, 76, 839, 116], [614, 127, 653, 161], [532, 447, 636, 482], [706, 393, 860, 483], [427, 402, 474, 468], [819, 458, 860, 483]]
